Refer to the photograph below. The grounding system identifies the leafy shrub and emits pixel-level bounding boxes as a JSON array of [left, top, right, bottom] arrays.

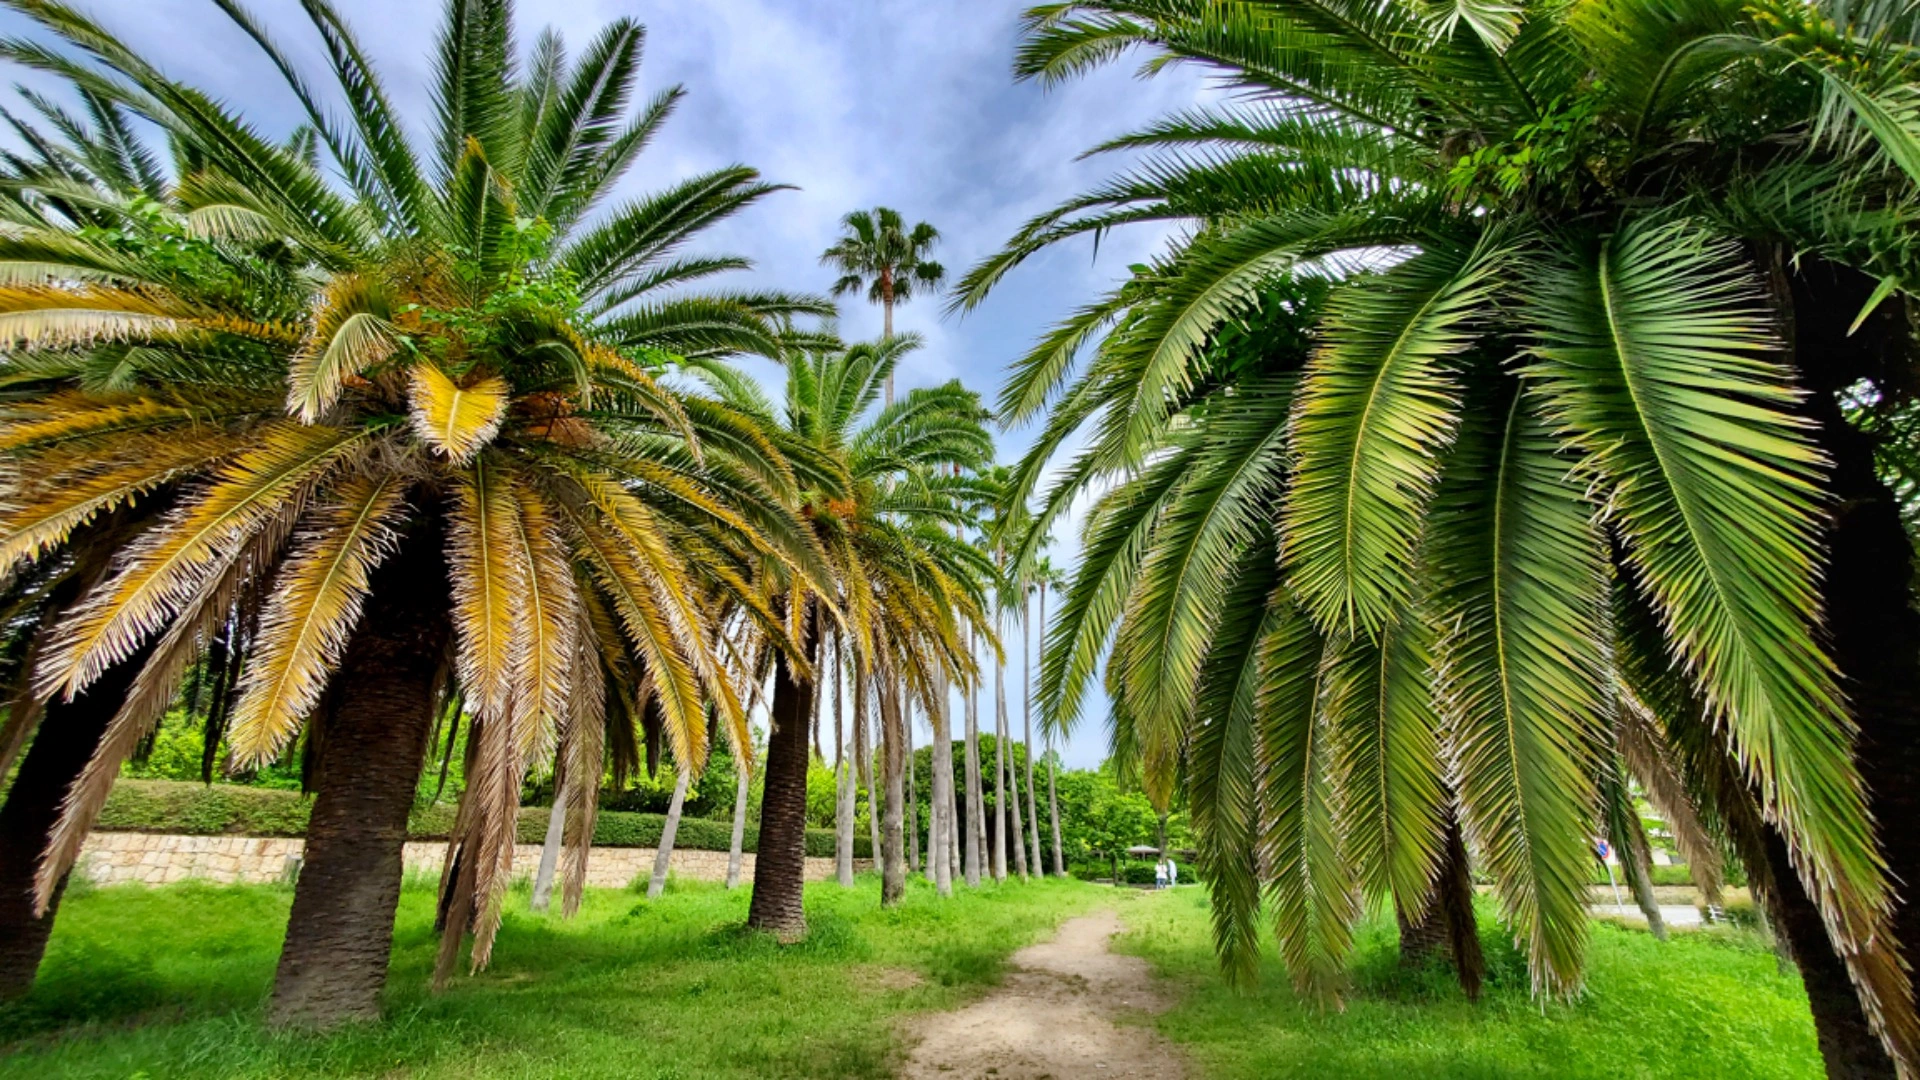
[[94, 779, 871, 856]]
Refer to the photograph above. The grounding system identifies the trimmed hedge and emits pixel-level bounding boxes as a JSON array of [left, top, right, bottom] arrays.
[[96, 779, 870, 858]]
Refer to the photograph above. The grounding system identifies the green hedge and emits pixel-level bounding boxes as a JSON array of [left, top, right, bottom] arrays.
[[97, 780, 870, 858]]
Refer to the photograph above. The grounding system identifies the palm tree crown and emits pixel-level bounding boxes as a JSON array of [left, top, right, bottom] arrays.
[[820, 206, 946, 402]]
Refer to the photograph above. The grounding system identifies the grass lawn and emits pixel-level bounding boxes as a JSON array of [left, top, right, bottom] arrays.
[[1118, 886, 1822, 1079], [0, 874, 1104, 1079], [0, 876, 1825, 1078]]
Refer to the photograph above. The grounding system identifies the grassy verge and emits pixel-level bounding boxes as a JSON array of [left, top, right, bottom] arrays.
[[1117, 886, 1821, 1079], [0, 875, 1102, 1079]]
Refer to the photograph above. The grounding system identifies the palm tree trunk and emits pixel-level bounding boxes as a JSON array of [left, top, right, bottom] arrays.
[[747, 616, 816, 939], [833, 644, 855, 888], [648, 766, 691, 900], [991, 677, 1007, 882], [858, 663, 881, 878], [1766, 827, 1896, 1079], [1397, 812, 1484, 999], [880, 673, 907, 906], [882, 275, 895, 405], [929, 678, 955, 896], [1047, 741, 1066, 878], [1023, 598, 1043, 875], [529, 760, 566, 913], [999, 654, 1026, 879], [726, 755, 750, 890], [0, 654, 145, 998], [962, 628, 983, 887], [268, 517, 451, 1029], [1778, 256, 1920, 1079], [906, 703, 920, 873]]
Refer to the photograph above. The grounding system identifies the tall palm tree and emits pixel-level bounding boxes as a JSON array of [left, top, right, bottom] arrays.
[[963, 2, 1920, 1071], [0, 0, 825, 1026], [820, 208, 946, 404], [1030, 554, 1067, 877], [695, 333, 992, 930]]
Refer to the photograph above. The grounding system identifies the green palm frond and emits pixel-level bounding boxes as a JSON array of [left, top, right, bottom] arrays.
[[1426, 386, 1608, 996], [1283, 238, 1505, 636], [1522, 218, 1886, 953]]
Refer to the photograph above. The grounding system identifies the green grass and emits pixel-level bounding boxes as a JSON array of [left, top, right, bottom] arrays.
[[0, 875, 1103, 1079], [0, 878, 1826, 1078], [1117, 887, 1822, 1080]]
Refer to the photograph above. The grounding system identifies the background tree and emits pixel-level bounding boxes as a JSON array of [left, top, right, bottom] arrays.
[[820, 207, 945, 404], [696, 332, 991, 932]]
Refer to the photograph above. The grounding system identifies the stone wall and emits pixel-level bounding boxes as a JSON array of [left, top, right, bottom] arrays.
[[77, 832, 869, 889]]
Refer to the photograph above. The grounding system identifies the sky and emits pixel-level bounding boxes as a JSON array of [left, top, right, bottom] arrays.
[[0, 0, 1216, 768]]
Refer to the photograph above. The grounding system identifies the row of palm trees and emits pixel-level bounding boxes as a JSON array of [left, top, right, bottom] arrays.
[[0, 0, 1056, 1031], [965, 2, 1920, 1078]]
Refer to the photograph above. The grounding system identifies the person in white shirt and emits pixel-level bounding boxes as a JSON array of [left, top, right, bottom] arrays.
[[1154, 859, 1168, 889], [1167, 858, 1177, 887]]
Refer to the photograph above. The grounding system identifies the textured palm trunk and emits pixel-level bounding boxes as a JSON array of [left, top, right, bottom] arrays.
[[725, 757, 750, 890], [1047, 745, 1066, 877], [999, 656, 1027, 880], [880, 674, 907, 906], [1023, 604, 1043, 876], [529, 769, 566, 913], [648, 767, 690, 900], [906, 707, 920, 873], [1397, 813, 1484, 999], [833, 645, 855, 887], [991, 677, 1007, 882], [859, 664, 881, 877], [1775, 257, 1920, 1079], [268, 518, 450, 1029], [962, 628, 984, 887], [747, 618, 816, 939], [881, 272, 895, 405], [0, 655, 144, 998], [929, 679, 955, 896]]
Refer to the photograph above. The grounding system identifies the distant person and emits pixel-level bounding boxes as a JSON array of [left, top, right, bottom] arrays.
[[1167, 858, 1178, 888], [1154, 859, 1168, 890]]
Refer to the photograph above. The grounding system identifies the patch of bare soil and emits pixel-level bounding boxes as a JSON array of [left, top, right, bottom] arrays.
[[899, 908, 1186, 1080]]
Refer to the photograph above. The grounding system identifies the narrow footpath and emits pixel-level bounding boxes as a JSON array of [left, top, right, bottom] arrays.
[[900, 908, 1187, 1079]]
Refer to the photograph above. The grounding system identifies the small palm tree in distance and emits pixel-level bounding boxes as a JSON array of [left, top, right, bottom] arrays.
[[820, 208, 945, 404]]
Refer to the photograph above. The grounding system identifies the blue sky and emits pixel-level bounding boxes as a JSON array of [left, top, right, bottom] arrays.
[[0, 0, 1214, 768]]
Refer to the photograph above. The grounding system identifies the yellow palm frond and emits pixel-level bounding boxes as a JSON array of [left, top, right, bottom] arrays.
[[565, 466, 741, 754], [561, 609, 606, 918], [507, 481, 577, 763], [0, 392, 258, 455], [0, 285, 179, 348], [289, 274, 399, 422], [0, 431, 239, 574], [34, 503, 295, 913], [227, 473, 409, 768], [36, 423, 372, 699], [409, 362, 507, 465], [0, 285, 301, 350], [552, 491, 709, 772], [449, 455, 523, 723]]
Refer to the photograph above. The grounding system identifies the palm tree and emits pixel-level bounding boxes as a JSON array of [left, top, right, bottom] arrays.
[[0, 0, 825, 1026], [696, 333, 992, 931], [964, 3, 1920, 1071], [1030, 554, 1067, 877], [820, 208, 946, 404]]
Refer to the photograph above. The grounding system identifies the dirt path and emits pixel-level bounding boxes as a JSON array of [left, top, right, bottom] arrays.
[[900, 908, 1186, 1079]]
